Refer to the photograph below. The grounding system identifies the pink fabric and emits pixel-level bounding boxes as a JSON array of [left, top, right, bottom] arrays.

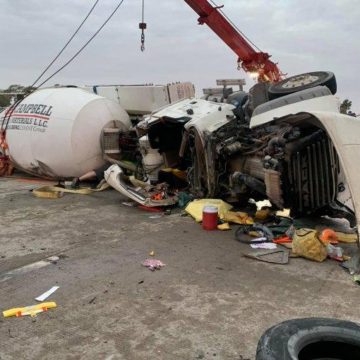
[[142, 259, 166, 271]]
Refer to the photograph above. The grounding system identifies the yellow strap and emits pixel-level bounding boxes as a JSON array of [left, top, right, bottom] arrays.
[[33, 181, 109, 198]]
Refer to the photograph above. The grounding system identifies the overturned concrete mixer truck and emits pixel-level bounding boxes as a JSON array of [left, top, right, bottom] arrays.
[[1, 72, 359, 230], [0, 82, 194, 178], [112, 71, 359, 229]]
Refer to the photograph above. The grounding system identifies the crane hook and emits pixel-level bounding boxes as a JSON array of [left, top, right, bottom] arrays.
[[139, 0, 146, 51], [139, 22, 146, 52]]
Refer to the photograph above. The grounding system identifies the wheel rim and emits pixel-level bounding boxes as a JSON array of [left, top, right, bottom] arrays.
[[281, 74, 319, 89]]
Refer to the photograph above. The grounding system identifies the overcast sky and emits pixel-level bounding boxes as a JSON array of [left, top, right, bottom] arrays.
[[1, 0, 359, 112]]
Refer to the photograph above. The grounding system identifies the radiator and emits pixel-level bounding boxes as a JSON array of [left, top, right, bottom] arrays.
[[102, 128, 121, 154], [288, 134, 339, 214]]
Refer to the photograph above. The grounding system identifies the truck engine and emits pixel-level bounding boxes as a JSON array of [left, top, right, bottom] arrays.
[[139, 72, 356, 226]]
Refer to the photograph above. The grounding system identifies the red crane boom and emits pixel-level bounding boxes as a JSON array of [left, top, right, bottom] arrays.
[[184, 0, 283, 82]]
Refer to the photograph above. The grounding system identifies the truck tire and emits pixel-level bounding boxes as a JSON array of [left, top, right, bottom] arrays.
[[256, 318, 360, 360], [268, 71, 337, 100]]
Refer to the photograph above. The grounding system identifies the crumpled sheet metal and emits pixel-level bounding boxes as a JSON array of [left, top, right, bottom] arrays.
[[341, 253, 360, 275], [185, 199, 232, 222], [104, 164, 177, 207]]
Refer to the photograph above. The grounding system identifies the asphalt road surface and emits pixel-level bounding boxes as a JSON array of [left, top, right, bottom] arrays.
[[0, 175, 359, 360]]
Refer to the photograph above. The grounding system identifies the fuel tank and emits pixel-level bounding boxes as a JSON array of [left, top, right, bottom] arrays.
[[1, 87, 131, 178]]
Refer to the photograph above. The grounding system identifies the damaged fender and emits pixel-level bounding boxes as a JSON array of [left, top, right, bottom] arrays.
[[104, 164, 177, 207], [302, 111, 360, 233]]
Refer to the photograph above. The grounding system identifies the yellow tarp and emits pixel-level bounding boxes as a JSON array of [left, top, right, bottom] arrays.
[[292, 228, 327, 262], [185, 199, 232, 222], [217, 223, 231, 231], [223, 211, 254, 225], [335, 232, 358, 243]]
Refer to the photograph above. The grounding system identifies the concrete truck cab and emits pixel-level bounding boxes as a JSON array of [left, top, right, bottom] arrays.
[[134, 71, 359, 230]]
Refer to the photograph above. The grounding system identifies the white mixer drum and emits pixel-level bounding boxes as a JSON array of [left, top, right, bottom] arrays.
[[2, 87, 131, 178]]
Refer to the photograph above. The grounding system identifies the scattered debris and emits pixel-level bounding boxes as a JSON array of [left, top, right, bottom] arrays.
[[149, 215, 163, 219], [250, 243, 277, 250], [202, 205, 219, 230], [105, 165, 177, 207], [335, 232, 358, 244], [326, 244, 344, 261], [341, 253, 360, 275], [178, 192, 193, 208], [88, 296, 97, 304], [35, 286, 59, 302], [244, 249, 289, 265], [353, 275, 360, 285], [32, 187, 64, 199], [255, 208, 271, 221], [139, 205, 163, 213], [292, 229, 327, 262], [32, 181, 109, 199], [122, 201, 137, 207], [235, 224, 274, 243], [48, 256, 60, 264], [217, 223, 230, 231], [320, 228, 338, 245], [275, 209, 291, 218], [252, 224, 274, 241], [224, 211, 254, 225], [3, 302, 57, 318], [250, 237, 268, 243], [185, 199, 232, 222], [142, 259, 165, 271], [273, 236, 292, 244], [235, 226, 257, 244]]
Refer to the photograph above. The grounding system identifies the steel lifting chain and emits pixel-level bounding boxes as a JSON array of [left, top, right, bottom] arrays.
[[139, 0, 146, 51]]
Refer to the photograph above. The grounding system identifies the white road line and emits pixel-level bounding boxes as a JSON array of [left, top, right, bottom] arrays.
[[0, 256, 59, 283]]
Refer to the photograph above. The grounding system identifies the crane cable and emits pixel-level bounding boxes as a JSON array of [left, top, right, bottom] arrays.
[[1, 0, 125, 143], [31, 0, 100, 88], [1, 0, 101, 134], [209, 0, 262, 53], [36, 0, 126, 88]]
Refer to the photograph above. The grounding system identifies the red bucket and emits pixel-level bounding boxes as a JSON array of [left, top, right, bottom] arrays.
[[202, 205, 218, 230]]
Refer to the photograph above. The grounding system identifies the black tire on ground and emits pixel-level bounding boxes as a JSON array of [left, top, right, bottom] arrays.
[[268, 71, 337, 100], [256, 318, 360, 360]]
